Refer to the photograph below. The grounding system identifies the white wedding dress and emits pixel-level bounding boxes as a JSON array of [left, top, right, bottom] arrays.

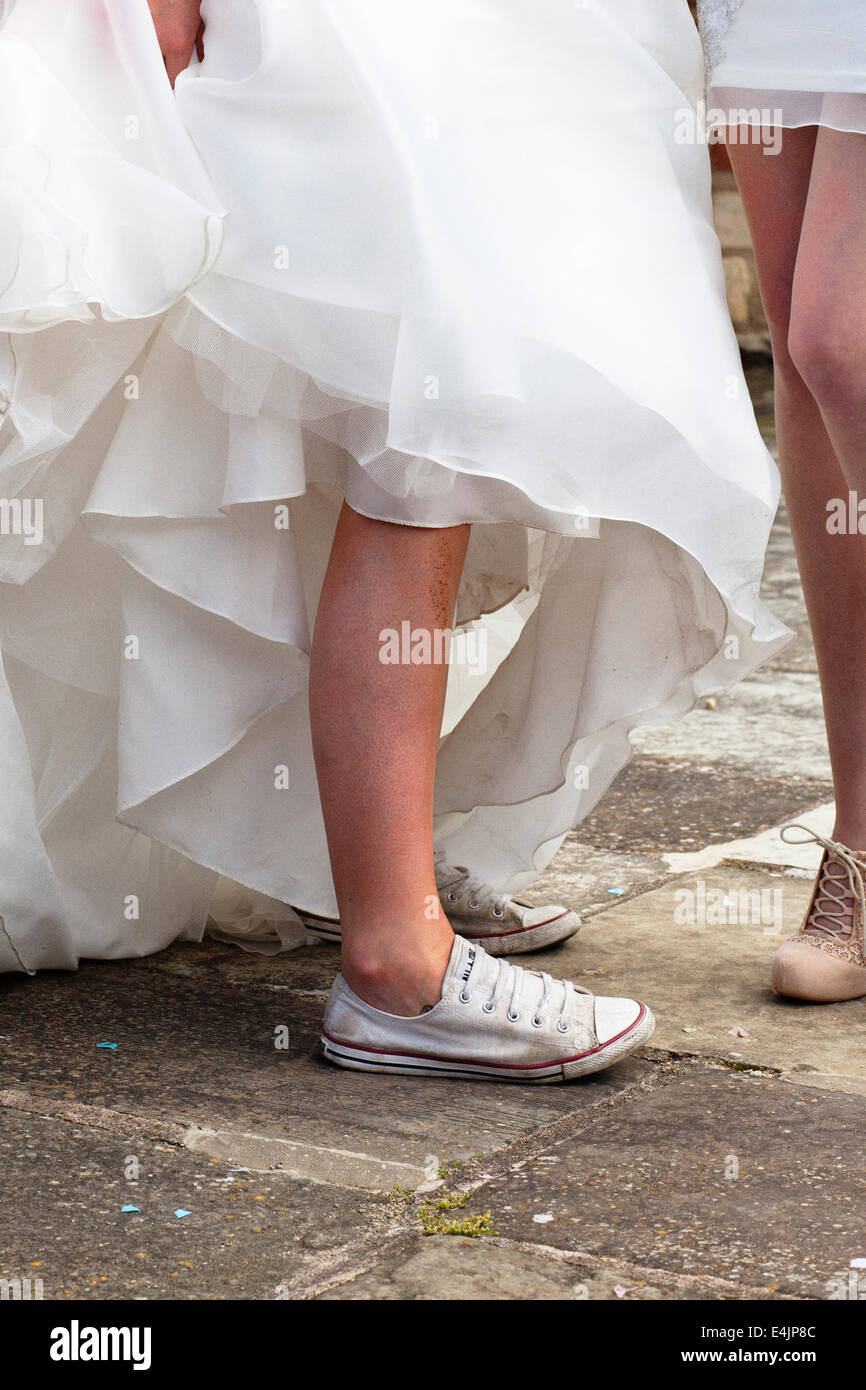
[[0, 0, 789, 973], [699, 0, 866, 130]]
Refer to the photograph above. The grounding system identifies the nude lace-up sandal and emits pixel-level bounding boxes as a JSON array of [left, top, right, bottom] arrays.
[[772, 825, 866, 1002]]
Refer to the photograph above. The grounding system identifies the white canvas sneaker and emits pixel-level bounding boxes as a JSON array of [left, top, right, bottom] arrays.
[[321, 935, 654, 1082], [303, 852, 581, 956]]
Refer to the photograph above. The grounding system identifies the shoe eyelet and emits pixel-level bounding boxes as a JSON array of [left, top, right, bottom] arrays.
[[507, 1010, 520, 1023], [459, 990, 472, 1004], [482, 1001, 495, 1014], [447, 891, 457, 902], [556, 1021, 569, 1034], [531, 1016, 544, 1029], [468, 898, 480, 909], [492, 907, 504, 918]]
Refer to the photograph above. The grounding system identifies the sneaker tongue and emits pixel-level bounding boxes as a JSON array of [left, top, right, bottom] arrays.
[[441, 936, 544, 1012], [441, 937, 594, 1029], [434, 857, 467, 891], [441, 935, 479, 994]]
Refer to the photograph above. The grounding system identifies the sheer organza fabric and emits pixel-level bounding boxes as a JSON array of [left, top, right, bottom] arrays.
[[699, 0, 866, 130]]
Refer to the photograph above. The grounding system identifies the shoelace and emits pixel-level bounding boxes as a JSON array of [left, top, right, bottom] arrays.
[[781, 824, 866, 940], [460, 953, 589, 1032], [435, 853, 511, 919]]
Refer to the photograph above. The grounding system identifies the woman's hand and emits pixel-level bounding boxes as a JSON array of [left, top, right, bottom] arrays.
[[147, 0, 205, 88]]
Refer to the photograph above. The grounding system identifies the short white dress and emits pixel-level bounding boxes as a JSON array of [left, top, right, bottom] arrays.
[[698, 0, 866, 130], [0, 0, 789, 973]]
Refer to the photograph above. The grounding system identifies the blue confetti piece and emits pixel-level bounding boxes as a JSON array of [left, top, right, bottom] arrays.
[[96, 1042, 118, 1049], [121, 1205, 140, 1214], [174, 1209, 192, 1219], [607, 888, 625, 896]]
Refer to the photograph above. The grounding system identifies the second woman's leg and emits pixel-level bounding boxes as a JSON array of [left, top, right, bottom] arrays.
[[729, 129, 866, 999], [730, 132, 866, 850], [787, 130, 866, 842]]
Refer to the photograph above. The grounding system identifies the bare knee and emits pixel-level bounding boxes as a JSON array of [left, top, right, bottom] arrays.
[[762, 313, 811, 407], [788, 300, 866, 408]]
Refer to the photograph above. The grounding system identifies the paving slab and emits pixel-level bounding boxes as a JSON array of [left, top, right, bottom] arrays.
[[0, 951, 652, 1192], [630, 670, 831, 782], [144, 935, 337, 997], [0, 1107, 376, 1300], [577, 756, 831, 859], [455, 1070, 866, 1299], [761, 616, 816, 675], [517, 839, 668, 917], [527, 867, 866, 1082], [315, 1234, 723, 1301], [663, 802, 833, 876]]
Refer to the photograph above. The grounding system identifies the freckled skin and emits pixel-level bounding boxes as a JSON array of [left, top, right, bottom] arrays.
[[431, 533, 458, 629]]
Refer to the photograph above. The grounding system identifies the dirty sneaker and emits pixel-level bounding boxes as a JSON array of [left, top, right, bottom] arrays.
[[772, 826, 866, 1002], [321, 935, 654, 1082], [303, 850, 581, 956], [433, 853, 581, 954]]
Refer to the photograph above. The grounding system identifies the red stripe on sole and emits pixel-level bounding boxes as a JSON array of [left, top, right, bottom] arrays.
[[321, 1003, 647, 1072]]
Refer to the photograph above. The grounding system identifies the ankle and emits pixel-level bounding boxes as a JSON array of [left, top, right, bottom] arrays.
[[831, 824, 866, 856], [341, 929, 454, 1017]]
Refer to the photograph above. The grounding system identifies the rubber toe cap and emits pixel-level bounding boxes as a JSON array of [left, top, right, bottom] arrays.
[[594, 996, 642, 1045], [772, 939, 866, 1002]]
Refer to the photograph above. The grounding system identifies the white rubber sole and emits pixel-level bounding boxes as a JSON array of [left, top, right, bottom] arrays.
[[301, 912, 341, 944], [303, 908, 581, 955], [321, 1003, 654, 1083]]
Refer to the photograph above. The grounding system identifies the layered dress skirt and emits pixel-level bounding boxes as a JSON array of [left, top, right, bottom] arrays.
[[0, 0, 789, 972]]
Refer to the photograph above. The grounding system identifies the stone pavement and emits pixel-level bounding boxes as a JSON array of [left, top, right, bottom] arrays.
[[2, 385, 865, 1304]]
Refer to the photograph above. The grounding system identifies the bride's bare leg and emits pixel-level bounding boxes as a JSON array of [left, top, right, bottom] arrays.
[[309, 502, 470, 1016], [730, 132, 866, 849]]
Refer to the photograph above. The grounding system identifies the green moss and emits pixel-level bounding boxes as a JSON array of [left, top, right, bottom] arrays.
[[436, 1157, 463, 1179], [388, 1183, 413, 1202], [419, 1189, 496, 1238]]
